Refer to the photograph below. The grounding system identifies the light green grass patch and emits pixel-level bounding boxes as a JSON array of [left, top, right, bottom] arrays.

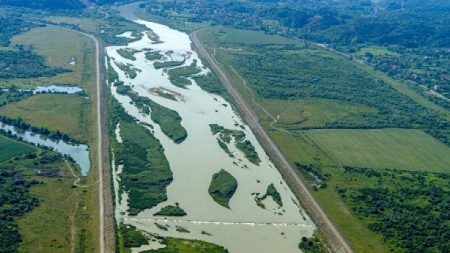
[[356, 46, 399, 57], [198, 27, 301, 47], [0, 135, 36, 162], [17, 174, 79, 253], [260, 98, 378, 128], [306, 128, 450, 172], [0, 94, 87, 141], [5, 26, 95, 88], [46, 16, 98, 33]]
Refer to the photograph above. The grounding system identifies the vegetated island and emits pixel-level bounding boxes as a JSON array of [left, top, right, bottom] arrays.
[[209, 124, 260, 165], [167, 60, 201, 88], [208, 169, 238, 208], [255, 183, 283, 209], [154, 203, 187, 217], [114, 82, 187, 144]]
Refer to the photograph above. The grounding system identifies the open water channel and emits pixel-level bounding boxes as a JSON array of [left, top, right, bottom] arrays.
[[108, 4, 316, 252]]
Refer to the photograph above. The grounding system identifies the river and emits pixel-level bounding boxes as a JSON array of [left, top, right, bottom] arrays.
[[108, 3, 316, 252], [0, 122, 90, 175]]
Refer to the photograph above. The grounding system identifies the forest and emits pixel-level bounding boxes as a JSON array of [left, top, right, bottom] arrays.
[[338, 167, 450, 252], [0, 48, 69, 79]]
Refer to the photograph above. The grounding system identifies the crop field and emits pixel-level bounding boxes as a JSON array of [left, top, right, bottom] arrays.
[[306, 128, 450, 172], [0, 135, 36, 162], [0, 94, 88, 141], [4, 26, 95, 88]]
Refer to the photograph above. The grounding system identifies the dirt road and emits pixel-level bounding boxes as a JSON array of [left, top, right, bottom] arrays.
[[60, 27, 115, 253], [191, 30, 353, 253]]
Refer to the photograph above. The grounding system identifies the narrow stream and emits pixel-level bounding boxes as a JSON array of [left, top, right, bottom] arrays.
[[109, 3, 316, 252]]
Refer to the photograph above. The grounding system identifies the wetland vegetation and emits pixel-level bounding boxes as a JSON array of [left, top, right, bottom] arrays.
[[115, 118, 172, 215], [117, 48, 141, 61], [144, 237, 229, 253], [153, 60, 184, 69], [154, 204, 187, 217], [209, 124, 260, 165], [167, 60, 201, 88], [208, 169, 238, 208], [135, 2, 450, 251], [114, 82, 187, 143]]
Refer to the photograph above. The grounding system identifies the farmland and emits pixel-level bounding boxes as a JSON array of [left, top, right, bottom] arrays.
[[306, 128, 450, 173]]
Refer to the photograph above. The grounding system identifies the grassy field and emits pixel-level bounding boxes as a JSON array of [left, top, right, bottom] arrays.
[[17, 164, 81, 253], [306, 128, 450, 172], [355, 46, 399, 57], [46, 16, 98, 33], [0, 135, 36, 162], [195, 26, 450, 252], [259, 98, 378, 129], [0, 94, 88, 141], [5, 23, 100, 252], [312, 168, 389, 253], [5, 26, 96, 89]]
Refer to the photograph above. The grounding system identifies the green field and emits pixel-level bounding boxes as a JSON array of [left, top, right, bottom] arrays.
[[0, 94, 88, 142], [259, 98, 378, 129], [6, 26, 96, 89], [355, 46, 399, 57], [193, 26, 450, 253], [0, 135, 36, 162], [1, 21, 100, 253], [306, 128, 450, 172]]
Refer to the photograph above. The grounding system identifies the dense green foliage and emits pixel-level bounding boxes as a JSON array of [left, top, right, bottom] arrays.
[[153, 60, 184, 69], [0, 14, 36, 47], [144, 50, 163, 61], [117, 48, 140, 61], [140, 0, 450, 107], [217, 139, 233, 158], [115, 62, 139, 79], [119, 223, 149, 251], [192, 72, 225, 95], [144, 237, 229, 253], [0, 87, 33, 108], [0, 0, 83, 10], [167, 60, 201, 88], [0, 144, 68, 253], [201, 30, 450, 144], [0, 48, 68, 79], [208, 169, 238, 208], [0, 168, 39, 253], [210, 124, 260, 165], [115, 83, 187, 143], [154, 204, 187, 217], [117, 120, 173, 215], [336, 167, 450, 252], [299, 235, 327, 253], [109, 85, 173, 215], [110, 92, 173, 215], [235, 140, 260, 165], [141, 0, 450, 49], [255, 183, 283, 208]]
